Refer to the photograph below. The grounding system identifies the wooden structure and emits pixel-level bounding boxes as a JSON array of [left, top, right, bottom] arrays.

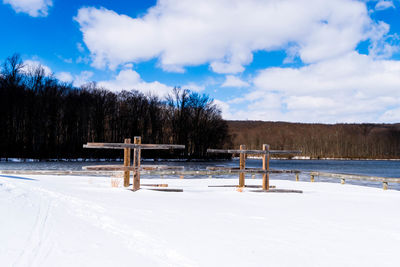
[[310, 171, 400, 190], [207, 145, 301, 190], [83, 137, 184, 191]]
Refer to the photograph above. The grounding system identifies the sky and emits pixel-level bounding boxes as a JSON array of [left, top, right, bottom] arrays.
[[1, 0, 400, 123]]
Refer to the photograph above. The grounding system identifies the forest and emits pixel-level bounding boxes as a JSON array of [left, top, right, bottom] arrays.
[[228, 121, 400, 159], [2, 54, 400, 160], [0, 54, 229, 159]]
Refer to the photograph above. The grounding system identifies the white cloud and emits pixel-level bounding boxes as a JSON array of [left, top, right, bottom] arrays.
[[221, 52, 400, 123], [97, 69, 173, 96], [21, 60, 52, 76], [221, 75, 249, 87], [55, 70, 94, 87], [3, 0, 52, 17], [181, 82, 205, 92], [55, 72, 73, 83], [375, 0, 395, 10], [73, 71, 94, 87], [75, 0, 386, 73]]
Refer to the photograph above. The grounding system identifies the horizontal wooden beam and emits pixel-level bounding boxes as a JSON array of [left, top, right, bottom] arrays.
[[84, 143, 185, 150], [310, 171, 400, 183], [208, 185, 276, 188], [83, 165, 184, 171], [206, 167, 300, 173], [141, 184, 168, 187], [250, 189, 303, 193], [83, 165, 136, 171], [207, 149, 301, 155]]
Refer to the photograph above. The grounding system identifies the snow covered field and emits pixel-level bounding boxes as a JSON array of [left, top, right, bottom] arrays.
[[1, 174, 399, 267]]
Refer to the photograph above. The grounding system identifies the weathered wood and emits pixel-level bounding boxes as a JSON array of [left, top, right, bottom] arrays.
[[207, 149, 301, 155], [208, 185, 276, 188], [84, 143, 184, 150], [83, 165, 136, 171], [262, 144, 270, 190], [206, 167, 300, 174], [383, 182, 388, 190], [295, 173, 299, 182], [133, 136, 141, 191], [144, 188, 183, 192], [123, 138, 131, 187], [310, 172, 400, 183], [310, 175, 315, 182], [141, 184, 168, 187], [239, 144, 246, 187], [140, 165, 184, 170], [250, 189, 303, 193], [341, 178, 345, 184]]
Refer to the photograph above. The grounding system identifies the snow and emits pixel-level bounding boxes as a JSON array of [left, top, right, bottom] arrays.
[[1, 174, 399, 267]]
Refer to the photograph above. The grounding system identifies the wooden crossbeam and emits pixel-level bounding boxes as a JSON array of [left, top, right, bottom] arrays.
[[84, 143, 184, 150], [207, 149, 301, 154], [206, 167, 300, 174]]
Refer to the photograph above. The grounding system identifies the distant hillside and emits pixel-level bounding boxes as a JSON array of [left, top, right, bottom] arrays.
[[226, 121, 400, 159]]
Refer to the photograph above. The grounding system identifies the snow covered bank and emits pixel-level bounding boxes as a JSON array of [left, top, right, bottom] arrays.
[[1, 174, 399, 267]]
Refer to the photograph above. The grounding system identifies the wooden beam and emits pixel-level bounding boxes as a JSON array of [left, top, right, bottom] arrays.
[[133, 136, 141, 191], [123, 138, 131, 187], [239, 144, 246, 187], [141, 184, 168, 187], [208, 185, 276, 188], [262, 144, 270, 190], [84, 165, 136, 171], [250, 189, 303, 193], [84, 143, 184, 150], [207, 149, 301, 155], [144, 188, 183, 192]]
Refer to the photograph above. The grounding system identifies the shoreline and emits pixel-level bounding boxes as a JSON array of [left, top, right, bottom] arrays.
[[2, 157, 400, 162]]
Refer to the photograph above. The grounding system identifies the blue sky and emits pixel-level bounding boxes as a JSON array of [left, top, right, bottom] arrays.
[[1, 0, 400, 123]]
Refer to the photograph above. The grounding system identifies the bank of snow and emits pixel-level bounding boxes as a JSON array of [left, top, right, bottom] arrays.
[[1, 174, 399, 267]]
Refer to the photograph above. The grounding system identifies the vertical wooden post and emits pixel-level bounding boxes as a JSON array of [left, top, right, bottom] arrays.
[[133, 136, 141, 191], [239, 144, 246, 187], [310, 175, 315, 182], [341, 178, 345, 184], [262, 144, 270, 190], [295, 173, 299, 182], [383, 182, 388, 190], [123, 138, 131, 187]]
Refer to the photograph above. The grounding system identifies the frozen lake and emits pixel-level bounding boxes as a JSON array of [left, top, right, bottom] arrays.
[[1, 159, 400, 190]]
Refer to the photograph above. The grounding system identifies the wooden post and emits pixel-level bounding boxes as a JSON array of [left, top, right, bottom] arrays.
[[295, 173, 299, 182], [123, 138, 131, 187], [262, 144, 270, 190], [310, 175, 315, 182], [133, 136, 141, 191], [341, 178, 345, 184], [239, 145, 246, 187], [383, 182, 388, 190]]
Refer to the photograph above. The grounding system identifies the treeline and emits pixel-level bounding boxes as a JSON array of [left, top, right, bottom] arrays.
[[0, 54, 229, 159], [228, 121, 400, 159]]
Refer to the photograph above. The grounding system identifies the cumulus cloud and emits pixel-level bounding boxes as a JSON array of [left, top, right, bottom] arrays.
[[3, 0, 52, 17], [75, 0, 386, 73], [221, 52, 400, 123], [221, 75, 249, 87], [97, 69, 173, 96], [375, 0, 395, 10], [55, 72, 73, 83], [21, 60, 52, 76]]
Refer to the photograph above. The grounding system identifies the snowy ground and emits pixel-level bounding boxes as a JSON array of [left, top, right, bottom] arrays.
[[1, 174, 399, 267]]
